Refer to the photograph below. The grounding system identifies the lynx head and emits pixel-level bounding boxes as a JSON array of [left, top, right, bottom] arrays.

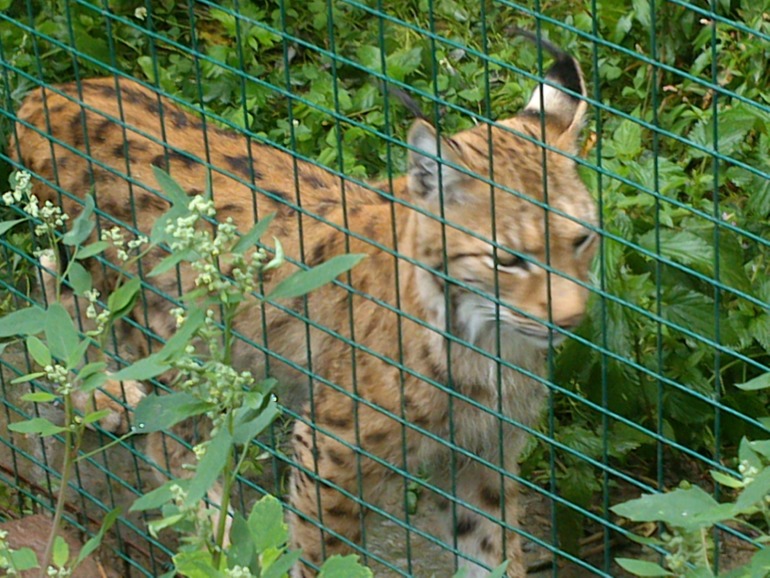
[[406, 35, 597, 351]]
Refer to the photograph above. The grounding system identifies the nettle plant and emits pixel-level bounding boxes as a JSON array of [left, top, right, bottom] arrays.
[[0, 168, 369, 577], [612, 372, 770, 578]]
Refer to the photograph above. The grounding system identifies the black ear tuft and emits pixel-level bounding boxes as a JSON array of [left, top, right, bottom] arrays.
[[509, 27, 587, 131], [540, 51, 584, 105], [386, 85, 429, 121]]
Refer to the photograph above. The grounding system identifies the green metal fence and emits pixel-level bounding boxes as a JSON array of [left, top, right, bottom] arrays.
[[1, 0, 769, 576]]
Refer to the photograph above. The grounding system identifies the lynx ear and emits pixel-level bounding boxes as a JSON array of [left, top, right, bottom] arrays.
[[516, 30, 587, 135], [407, 119, 469, 204]]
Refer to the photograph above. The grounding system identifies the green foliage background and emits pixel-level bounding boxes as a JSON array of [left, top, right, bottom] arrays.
[[1, 0, 770, 566]]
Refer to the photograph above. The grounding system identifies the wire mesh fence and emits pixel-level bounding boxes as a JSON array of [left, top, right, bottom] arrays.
[[1, 0, 769, 576]]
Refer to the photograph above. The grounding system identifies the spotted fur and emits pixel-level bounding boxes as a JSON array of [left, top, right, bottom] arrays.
[[11, 37, 596, 577]]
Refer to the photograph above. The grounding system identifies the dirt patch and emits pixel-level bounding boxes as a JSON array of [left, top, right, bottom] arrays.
[[0, 343, 173, 576], [0, 514, 120, 577]]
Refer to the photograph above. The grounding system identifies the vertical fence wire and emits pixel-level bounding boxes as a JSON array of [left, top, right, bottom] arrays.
[[0, 1, 769, 576]]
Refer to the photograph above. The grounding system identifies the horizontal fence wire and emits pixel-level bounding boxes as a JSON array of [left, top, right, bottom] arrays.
[[1, 0, 769, 576]]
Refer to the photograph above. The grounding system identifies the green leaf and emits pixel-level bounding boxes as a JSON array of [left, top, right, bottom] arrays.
[[233, 396, 280, 445], [611, 486, 728, 532], [386, 46, 422, 81], [689, 104, 758, 159], [736, 373, 770, 391], [9, 547, 39, 571], [26, 335, 51, 366], [9, 417, 66, 436], [172, 550, 226, 578], [67, 261, 92, 295], [155, 307, 207, 362], [661, 288, 717, 341], [130, 479, 188, 512], [11, 371, 46, 384], [133, 392, 212, 433], [248, 495, 288, 552], [615, 558, 672, 576], [110, 354, 170, 382], [0, 218, 27, 236], [739, 437, 763, 474], [356, 45, 381, 70], [226, 514, 256, 569], [149, 513, 186, 537], [269, 253, 366, 300], [152, 166, 190, 207], [184, 426, 232, 507], [82, 409, 112, 425], [75, 507, 121, 568], [107, 277, 141, 323], [486, 562, 509, 578], [52, 535, 70, 568], [0, 306, 46, 337], [262, 550, 303, 578], [21, 391, 57, 403], [613, 120, 643, 159], [137, 56, 156, 84], [749, 440, 770, 460], [735, 467, 770, 512], [746, 168, 770, 219], [77, 361, 108, 392], [66, 339, 90, 370], [318, 554, 373, 578], [632, 0, 651, 28], [638, 229, 713, 273], [75, 240, 111, 260], [81, 371, 108, 393], [710, 470, 744, 489], [264, 237, 284, 271], [45, 303, 79, 362], [232, 212, 275, 254], [750, 314, 770, 352], [62, 194, 96, 246], [148, 248, 199, 277]]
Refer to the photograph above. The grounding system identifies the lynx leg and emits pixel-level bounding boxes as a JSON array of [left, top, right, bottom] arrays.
[[434, 461, 525, 578], [39, 251, 146, 433], [289, 419, 377, 578]]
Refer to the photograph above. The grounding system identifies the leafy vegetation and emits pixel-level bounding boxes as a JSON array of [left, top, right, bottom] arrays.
[[1, 0, 769, 575], [613, 431, 770, 577], [0, 168, 369, 576]]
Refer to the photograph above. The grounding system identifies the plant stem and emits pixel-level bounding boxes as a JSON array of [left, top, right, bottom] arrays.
[[223, 302, 235, 367], [75, 431, 133, 462], [211, 306, 236, 565], [212, 449, 235, 565], [38, 394, 81, 577], [211, 410, 238, 566], [698, 528, 711, 571]]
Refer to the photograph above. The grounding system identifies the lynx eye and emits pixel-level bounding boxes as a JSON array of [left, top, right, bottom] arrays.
[[573, 233, 596, 252], [492, 251, 528, 271]]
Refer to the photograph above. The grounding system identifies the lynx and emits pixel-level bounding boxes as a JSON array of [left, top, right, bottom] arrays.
[[11, 34, 596, 577]]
